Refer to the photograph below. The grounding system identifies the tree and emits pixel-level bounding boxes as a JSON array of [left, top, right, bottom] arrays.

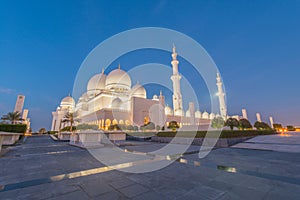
[[273, 123, 282, 130], [167, 121, 180, 130], [225, 118, 239, 130], [1, 111, 22, 124], [287, 125, 295, 131], [62, 112, 80, 132], [254, 121, 271, 130], [155, 125, 161, 131], [211, 117, 225, 129], [39, 128, 46, 134], [239, 118, 252, 130]]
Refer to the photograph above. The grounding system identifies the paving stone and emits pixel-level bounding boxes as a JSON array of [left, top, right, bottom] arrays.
[[80, 179, 114, 197], [109, 178, 136, 189], [1, 135, 300, 199], [47, 190, 90, 200], [118, 184, 149, 198], [94, 190, 126, 200]]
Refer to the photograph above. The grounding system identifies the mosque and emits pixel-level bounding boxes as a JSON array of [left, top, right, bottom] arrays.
[[51, 46, 227, 131]]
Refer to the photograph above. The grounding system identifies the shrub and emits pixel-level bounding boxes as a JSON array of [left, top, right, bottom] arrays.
[[0, 124, 27, 133], [108, 124, 121, 131], [61, 126, 77, 132], [76, 124, 98, 130], [167, 121, 179, 130], [156, 130, 277, 138], [47, 131, 58, 135], [140, 122, 155, 131]]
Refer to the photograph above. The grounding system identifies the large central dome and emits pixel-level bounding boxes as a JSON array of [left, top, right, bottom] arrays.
[[105, 66, 131, 91]]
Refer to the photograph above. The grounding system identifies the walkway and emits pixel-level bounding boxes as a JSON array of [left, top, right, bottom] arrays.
[[232, 132, 300, 153], [1, 135, 300, 199]]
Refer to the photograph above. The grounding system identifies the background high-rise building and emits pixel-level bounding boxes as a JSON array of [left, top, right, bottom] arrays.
[[22, 109, 29, 120], [14, 95, 25, 114]]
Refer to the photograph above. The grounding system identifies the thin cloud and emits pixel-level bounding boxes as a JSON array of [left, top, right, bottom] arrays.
[[0, 87, 15, 94]]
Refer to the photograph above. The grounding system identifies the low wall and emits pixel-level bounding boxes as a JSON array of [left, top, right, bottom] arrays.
[[70, 130, 104, 148], [151, 136, 253, 148], [0, 132, 23, 152], [59, 132, 71, 141], [104, 132, 126, 141]]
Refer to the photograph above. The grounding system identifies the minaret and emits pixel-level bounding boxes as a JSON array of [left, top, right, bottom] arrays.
[[216, 73, 227, 117], [171, 44, 183, 116], [242, 108, 248, 119], [269, 116, 274, 128], [256, 113, 262, 122]]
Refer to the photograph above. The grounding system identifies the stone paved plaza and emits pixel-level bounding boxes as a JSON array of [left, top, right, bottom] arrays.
[[1, 134, 300, 200]]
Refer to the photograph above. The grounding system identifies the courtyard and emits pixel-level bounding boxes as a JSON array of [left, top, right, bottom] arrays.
[[1, 133, 300, 199]]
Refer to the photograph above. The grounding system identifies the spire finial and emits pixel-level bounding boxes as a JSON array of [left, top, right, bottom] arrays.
[[172, 43, 176, 53], [68, 92, 71, 97], [216, 72, 221, 82], [118, 63, 121, 70], [160, 90, 162, 96], [137, 80, 140, 85]]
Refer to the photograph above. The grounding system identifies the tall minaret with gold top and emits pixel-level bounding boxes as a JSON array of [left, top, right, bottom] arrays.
[[171, 44, 183, 116]]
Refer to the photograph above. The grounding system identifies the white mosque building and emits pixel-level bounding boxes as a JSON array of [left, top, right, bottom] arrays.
[[51, 46, 227, 131]]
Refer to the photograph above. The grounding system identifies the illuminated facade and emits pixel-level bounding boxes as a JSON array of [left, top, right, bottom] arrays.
[[51, 47, 225, 131]]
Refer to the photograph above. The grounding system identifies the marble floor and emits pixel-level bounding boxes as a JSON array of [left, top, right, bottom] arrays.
[[0, 134, 300, 199]]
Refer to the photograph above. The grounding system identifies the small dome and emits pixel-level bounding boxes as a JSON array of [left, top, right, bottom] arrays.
[[186, 110, 191, 117], [105, 67, 131, 91], [195, 110, 201, 118], [209, 113, 215, 119], [78, 92, 88, 103], [61, 96, 75, 106], [131, 83, 146, 98], [112, 97, 122, 109], [202, 111, 209, 119], [152, 95, 158, 100], [60, 96, 75, 111], [165, 106, 173, 116], [87, 73, 106, 94]]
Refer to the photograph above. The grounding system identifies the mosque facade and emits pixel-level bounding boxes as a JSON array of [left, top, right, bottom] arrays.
[[51, 47, 227, 131]]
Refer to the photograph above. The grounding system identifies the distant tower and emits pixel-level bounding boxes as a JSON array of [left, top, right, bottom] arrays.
[[216, 73, 227, 117], [22, 109, 29, 120], [242, 109, 248, 119], [14, 95, 25, 114], [171, 44, 183, 116], [189, 102, 195, 125], [256, 113, 262, 122], [269, 116, 274, 128]]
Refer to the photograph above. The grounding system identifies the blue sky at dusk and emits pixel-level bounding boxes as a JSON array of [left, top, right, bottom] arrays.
[[0, 0, 299, 131]]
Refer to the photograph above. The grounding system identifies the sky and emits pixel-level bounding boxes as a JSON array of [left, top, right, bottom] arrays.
[[0, 0, 300, 131]]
